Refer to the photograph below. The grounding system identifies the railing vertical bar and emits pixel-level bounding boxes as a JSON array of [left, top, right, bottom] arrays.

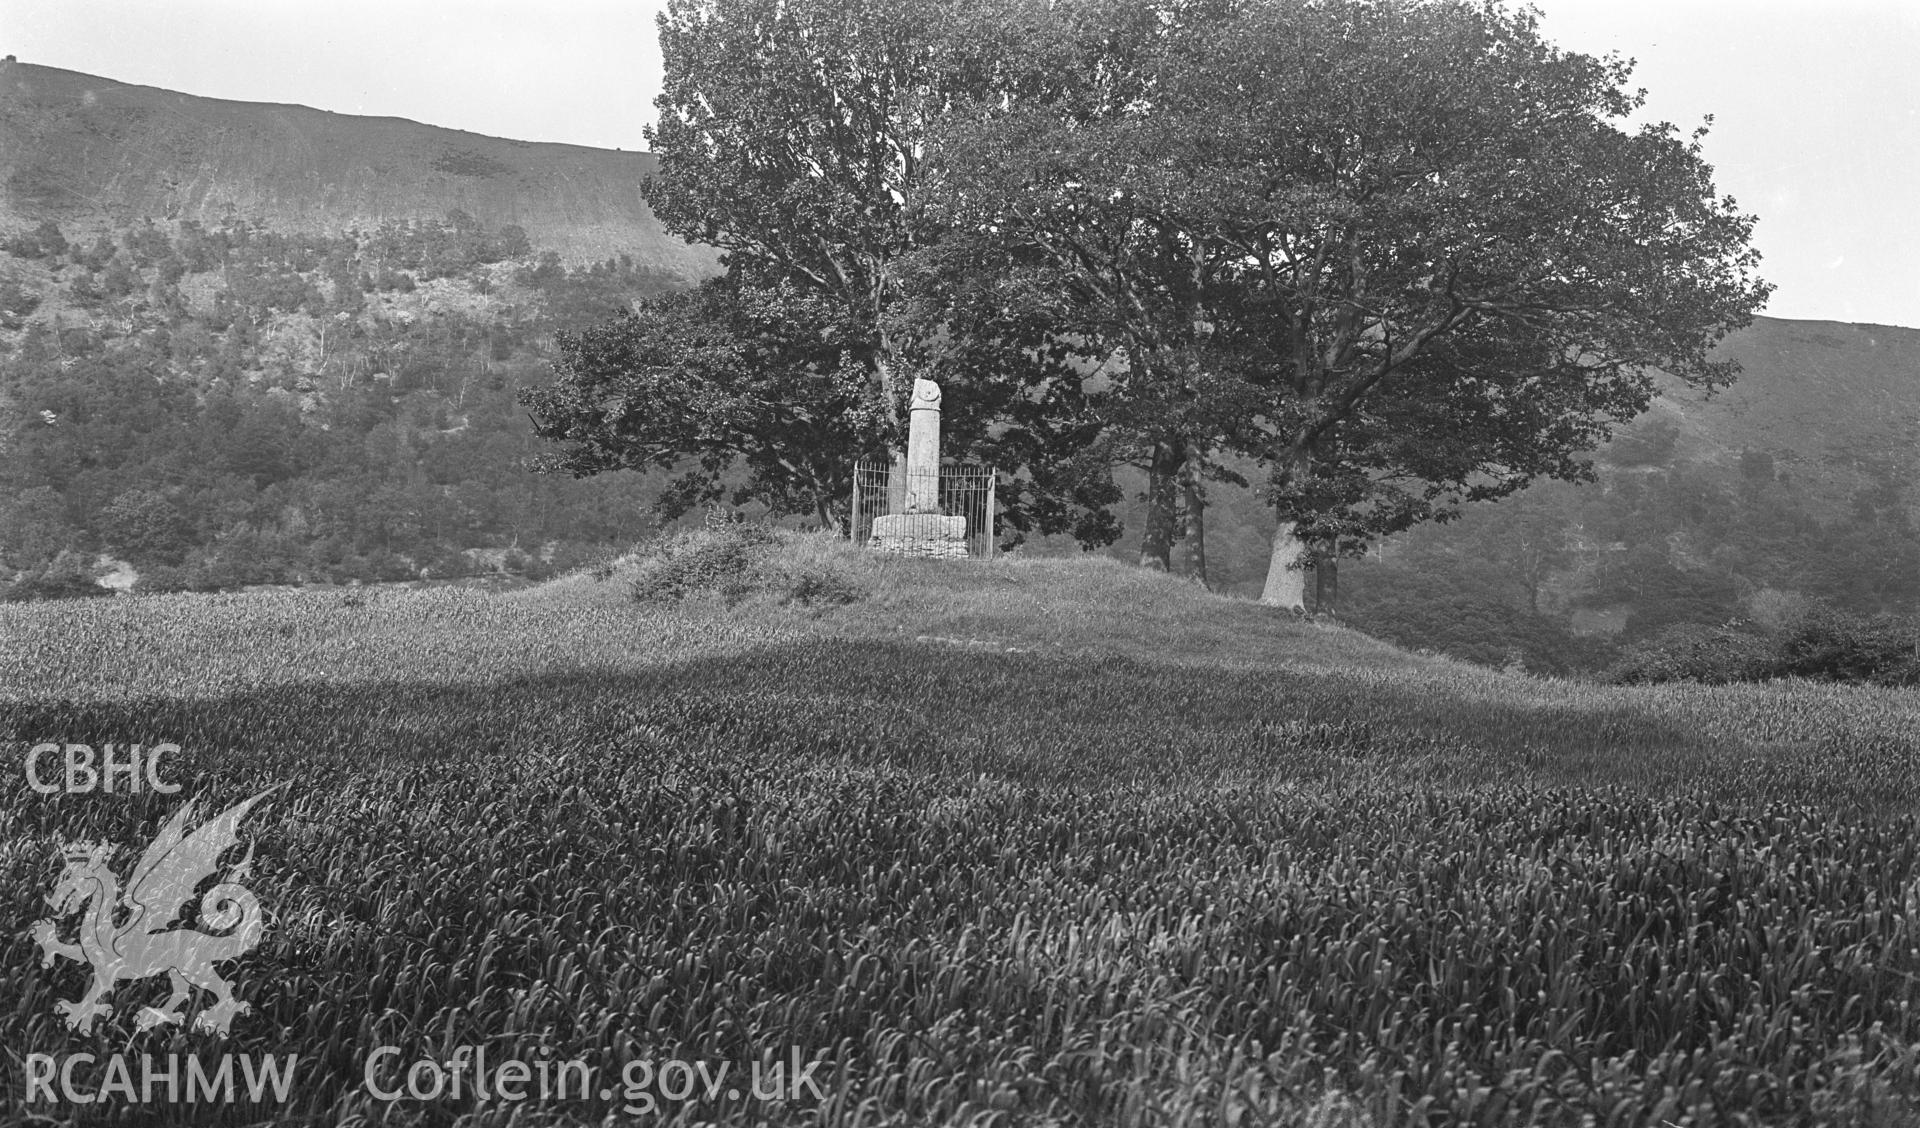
[[851, 460, 863, 545], [986, 470, 996, 562]]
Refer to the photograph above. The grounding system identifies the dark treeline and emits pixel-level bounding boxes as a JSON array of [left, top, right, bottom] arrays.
[[0, 213, 693, 597]]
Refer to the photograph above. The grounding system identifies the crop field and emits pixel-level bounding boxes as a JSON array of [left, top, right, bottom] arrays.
[[4, 536, 1920, 1126]]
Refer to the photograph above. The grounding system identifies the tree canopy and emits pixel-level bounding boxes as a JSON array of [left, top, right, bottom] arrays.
[[521, 279, 879, 526], [524, 0, 1118, 538], [525, 0, 1768, 593], [915, 0, 1770, 604]]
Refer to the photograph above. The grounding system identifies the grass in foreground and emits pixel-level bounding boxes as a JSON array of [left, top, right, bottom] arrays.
[[3, 533, 1918, 1126]]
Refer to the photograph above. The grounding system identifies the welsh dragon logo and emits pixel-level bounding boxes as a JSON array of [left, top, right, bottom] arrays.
[[30, 787, 280, 1036]]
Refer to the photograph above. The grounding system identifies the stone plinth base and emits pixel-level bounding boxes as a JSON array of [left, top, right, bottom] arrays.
[[869, 513, 969, 558]]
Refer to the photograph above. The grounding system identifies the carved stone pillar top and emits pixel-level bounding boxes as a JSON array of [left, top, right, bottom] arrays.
[[904, 378, 942, 514]]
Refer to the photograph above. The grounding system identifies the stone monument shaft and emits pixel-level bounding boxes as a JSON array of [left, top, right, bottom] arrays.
[[868, 376, 969, 558], [905, 378, 941, 513]]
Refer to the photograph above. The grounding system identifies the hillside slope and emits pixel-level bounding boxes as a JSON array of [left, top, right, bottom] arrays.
[[0, 59, 716, 274], [1644, 316, 1920, 510]]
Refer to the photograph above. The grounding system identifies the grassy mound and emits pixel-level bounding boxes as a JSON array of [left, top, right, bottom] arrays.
[[625, 524, 867, 609], [3, 547, 1918, 1125]]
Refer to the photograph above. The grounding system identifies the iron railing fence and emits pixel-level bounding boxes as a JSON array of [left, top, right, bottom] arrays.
[[850, 460, 996, 560]]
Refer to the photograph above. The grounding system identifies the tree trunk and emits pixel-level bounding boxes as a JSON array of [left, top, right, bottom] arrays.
[[1260, 446, 1311, 610], [874, 351, 904, 432], [1261, 520, 1309, 611], [1181, 458, 1208, 589], [1312, 540, 1337, 616], [1137, 439, 1184, 571]]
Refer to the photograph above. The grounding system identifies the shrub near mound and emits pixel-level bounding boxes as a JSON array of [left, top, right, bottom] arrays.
[[628, 520, 865, 608], [0, 553, 111, 602], [1606, 622, 1777, 685], [1776, 608, 1920, 686], [1609, 605, 1920, 687]]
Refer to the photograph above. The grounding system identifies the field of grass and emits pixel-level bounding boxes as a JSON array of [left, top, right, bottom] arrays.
[[4, 533, 1920, 1126]]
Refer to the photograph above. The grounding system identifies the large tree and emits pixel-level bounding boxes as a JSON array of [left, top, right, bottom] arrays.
[[521, 279, 879, 527], [917, 0, 1770, 605], [553, 0, 1116, 540], [908, 0, 1268, 572]]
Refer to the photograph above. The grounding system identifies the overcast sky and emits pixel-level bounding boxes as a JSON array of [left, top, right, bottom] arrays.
[[4, 1, 1917, 328]]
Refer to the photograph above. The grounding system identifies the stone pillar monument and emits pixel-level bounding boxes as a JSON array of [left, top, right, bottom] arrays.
[[869, 377, 969, 557], [905, 378, 942, 513]]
